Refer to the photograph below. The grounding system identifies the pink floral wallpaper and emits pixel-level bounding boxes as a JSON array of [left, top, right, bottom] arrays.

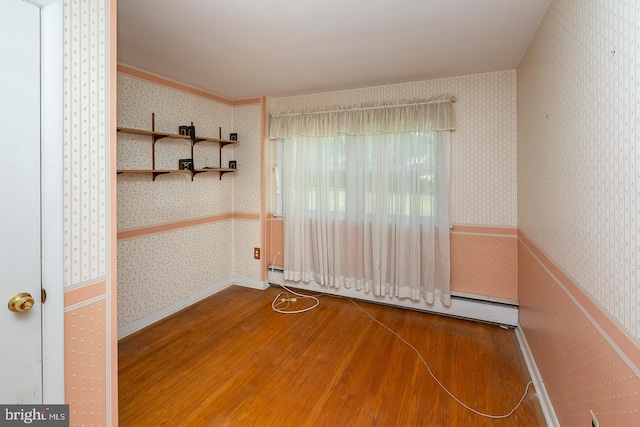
[[116, 73, 263, 329]]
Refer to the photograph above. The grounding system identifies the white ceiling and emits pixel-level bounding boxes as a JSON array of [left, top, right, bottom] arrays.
[[117, 0, 552, 100]]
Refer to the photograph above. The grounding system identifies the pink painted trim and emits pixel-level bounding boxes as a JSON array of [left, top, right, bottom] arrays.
[[451, 225, 517, 235], [266, 213, 283, 221], [64, 280, 106, 308], [117, 64, 231, 104], [518, 230, 640, 372], [233, 97, 262, 106], [117, 212, 260, 240], [117, 64, 260, 106], [118, 214, 234, 239], [109, 1, 119, 424], [260, 97, 267, 281], [233, 212, 261, 221]]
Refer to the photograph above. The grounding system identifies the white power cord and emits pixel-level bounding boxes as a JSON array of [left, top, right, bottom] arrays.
[[348, 298, 537, 419], [271, 253, 319, 314], [269, 252, 537, 419]]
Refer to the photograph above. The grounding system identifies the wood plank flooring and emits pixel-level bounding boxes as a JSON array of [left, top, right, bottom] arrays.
[[118, 286, 546, 426]]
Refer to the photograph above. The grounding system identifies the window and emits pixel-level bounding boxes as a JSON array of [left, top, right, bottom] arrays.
[[270, 96, 455, 304]]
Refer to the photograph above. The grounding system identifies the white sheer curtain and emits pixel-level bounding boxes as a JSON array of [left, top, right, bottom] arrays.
[[270, 96, 455, 305]]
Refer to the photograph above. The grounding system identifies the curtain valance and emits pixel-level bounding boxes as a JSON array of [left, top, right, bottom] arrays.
[[269, 95, 456, 139]]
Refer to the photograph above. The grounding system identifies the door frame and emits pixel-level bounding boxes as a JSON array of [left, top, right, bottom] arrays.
[[36, 0, 65, 403]]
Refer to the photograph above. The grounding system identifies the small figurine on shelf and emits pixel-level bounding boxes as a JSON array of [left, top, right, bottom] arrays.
[[229, 133, 238, 141], [179, 158, 194, 171], [229, 160, 237, 170], [178, 125, 196, 138]]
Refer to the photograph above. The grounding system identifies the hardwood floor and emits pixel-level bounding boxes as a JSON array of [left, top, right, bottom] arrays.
[[118, 286, 546, 426]]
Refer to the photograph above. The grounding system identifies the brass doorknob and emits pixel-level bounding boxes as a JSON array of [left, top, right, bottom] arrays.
[[8, 292, 35, 312]]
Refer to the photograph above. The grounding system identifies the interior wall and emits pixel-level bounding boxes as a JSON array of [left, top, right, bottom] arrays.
[[116, 73, 262, 330], [230, 103, 263, 281], [517, 0, 640, 424], [62, 0, 114, 425], [266, 70, 518, 302]]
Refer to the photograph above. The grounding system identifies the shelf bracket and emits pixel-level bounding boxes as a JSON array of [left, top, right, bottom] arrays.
[[191, 170, 207, 181], [152, 171, 169, 181], [219, 170, 234, 180]]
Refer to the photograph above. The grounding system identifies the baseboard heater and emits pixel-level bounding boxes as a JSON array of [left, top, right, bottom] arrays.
[[268, 266, 518, 326]]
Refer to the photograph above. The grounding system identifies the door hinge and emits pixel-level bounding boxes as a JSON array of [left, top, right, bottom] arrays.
[[41, 288, 47, 304]]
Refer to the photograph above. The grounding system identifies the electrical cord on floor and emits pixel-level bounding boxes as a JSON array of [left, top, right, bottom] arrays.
[[271, 253, 319, 314], [347, 298, 537, 419], [269, 252, 538, 419]]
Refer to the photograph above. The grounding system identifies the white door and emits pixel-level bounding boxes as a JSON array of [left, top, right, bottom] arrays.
[[0, 0, 43, 404]]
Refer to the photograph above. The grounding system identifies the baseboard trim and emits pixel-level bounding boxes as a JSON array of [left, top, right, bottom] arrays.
[[267, 268, 518, 326], [118, 280, 231, 339], [229, 277, 270, 290], [450, 290, 518, 306], [117, 272, 518, 338], [515, 324, 559, 427], [117, 278, 270, 339]]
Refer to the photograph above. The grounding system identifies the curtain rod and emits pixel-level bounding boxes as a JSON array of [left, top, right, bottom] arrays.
[[271, 97, 456, 118]]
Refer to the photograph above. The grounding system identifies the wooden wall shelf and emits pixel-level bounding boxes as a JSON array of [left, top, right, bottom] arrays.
[[117, 127, 191, 140], [117, 168, 239, 180], [117, 113, 239, 181]]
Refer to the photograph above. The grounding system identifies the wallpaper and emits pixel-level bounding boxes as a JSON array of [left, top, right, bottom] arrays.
[[64, 0, 108, 286], [64, 300, 107, 426], [267, 71, 518, 301], [117, 222, 233, 326], [117, 73, 234, 230], [518, 0, 640, 341], [63, 0, 111, 426], [270, 70, 518, 227], [231, 104, 263, 280], [230, 104, 262, 215], [450, 232, 518, 302], [117, 172, 233, 230], [117, 72, 263, 328], [117, 74, 233, 137], [518, 0, 640, 424], [117, 73, 237, 327], [520, 238, 640, 426], [232, 219, 261, 280]]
